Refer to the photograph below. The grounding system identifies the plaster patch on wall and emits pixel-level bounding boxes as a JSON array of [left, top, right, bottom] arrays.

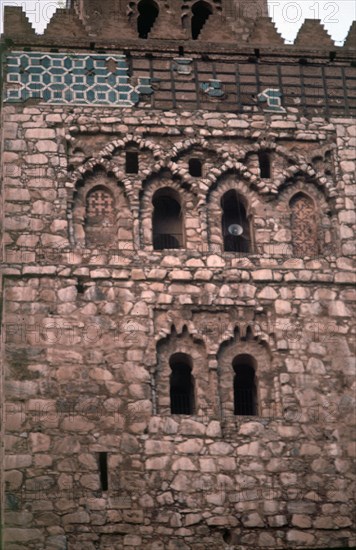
[[5, 52, 155, 106]]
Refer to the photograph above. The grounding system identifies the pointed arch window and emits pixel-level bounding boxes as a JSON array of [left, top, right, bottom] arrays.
[[137, 0, 159, 39], [290, 193, 318, 257], [152, 188, 184, 250], [85, 186, 115, 246], [170, 353, 195, 415], [233, 355, 257, 416], [221, 190, 251, 253], [191, 1, 212, 40]]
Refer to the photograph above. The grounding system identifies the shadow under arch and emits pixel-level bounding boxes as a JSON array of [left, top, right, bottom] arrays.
[[191, 0, 213, 40], [169, 353, 196, 415], [137, 0, 159, 38]]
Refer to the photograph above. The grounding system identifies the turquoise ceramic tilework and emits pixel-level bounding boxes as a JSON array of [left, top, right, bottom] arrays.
[[5, 52, 154, 106], [257, 88, 286, 113], [200, 79, 225, 98]]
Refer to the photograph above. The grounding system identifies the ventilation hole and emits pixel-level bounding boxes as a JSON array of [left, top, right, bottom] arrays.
[[191, 1, 212, 40], [258, 151, 271, 178], [188, 158, 202, 177], [99, 452, 108, 491], [137, 0, 159, 39], [126, 151, 139, 174], [76, 278, 85, 295], [179, 46, 185, 56], [223, 529, 232, 543]]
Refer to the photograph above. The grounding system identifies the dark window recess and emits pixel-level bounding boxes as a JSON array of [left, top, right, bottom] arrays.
[[191, 1, 212, 40], [189, 158, 202, 177], [233, 356, 257, 416], [170, 354, 195, 415], [221, 190, 251, 253], [126, 151, 139, 174], [152, 190, 184, 250], [258, 151, 271, 178], [99, 452, 108, 491], [137, 0, 159, 39]]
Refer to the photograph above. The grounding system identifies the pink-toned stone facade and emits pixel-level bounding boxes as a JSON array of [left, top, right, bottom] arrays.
[[1, 2, 355, 549]]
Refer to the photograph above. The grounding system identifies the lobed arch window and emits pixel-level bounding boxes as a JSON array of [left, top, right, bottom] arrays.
[[170, 353, 195, 415], [137, 0, 159, 38], [85, 186, 115, 246], [290, 192, 318, 258], [258, 151, 271, 179], [152, 188, 184, 250], [191, 1, 212, 40], [221, 190, 251, 253], [233, 355, 258, 416]]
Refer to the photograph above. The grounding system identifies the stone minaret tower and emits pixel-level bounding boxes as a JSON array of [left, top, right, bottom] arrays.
[[1, 1, 355, 549]]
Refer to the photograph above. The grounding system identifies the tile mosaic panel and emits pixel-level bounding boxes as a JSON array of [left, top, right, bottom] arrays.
[[5, 52, 155, 106], [4, 51, 354, 116]]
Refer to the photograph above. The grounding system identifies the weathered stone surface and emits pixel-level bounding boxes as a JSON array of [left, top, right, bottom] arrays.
[[1, 19, 355, 550]]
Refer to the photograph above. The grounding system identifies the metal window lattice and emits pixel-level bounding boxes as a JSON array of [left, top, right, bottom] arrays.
[[87, 189, 114, 222], [290, 195, 318, 257], [5, 52, 154, 106]]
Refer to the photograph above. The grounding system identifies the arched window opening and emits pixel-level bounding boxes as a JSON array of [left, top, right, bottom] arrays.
[[221, 190, 251, 253], [126, 151, 139, 174], [137, 0, 159, 39], [290, 193, 318, 258], [170, 354, 195, 415], [189, 158, 203, 177], [85, 186, 115, 246], [152, 188, 184, 250], [258, 151, 271, 179], [233, 355, 257, 416], [191, 1, 212, 40]]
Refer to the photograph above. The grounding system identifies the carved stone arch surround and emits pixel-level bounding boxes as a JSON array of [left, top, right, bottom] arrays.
[[276, 178, 335, 256], [140, 172, 200, 250], [100, 134, 163, 161], [213, 322, 275, 357], [217, 333, 280, 421], [70, 168, 133, 248], [69, 158, 132, 200], [207, 172, 261, 253], [243, 141, 337, 197], [155, 328, 212, 417]]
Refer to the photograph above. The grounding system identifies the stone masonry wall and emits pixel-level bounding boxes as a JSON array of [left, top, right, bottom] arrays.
[[2, 104, 356, 550]]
